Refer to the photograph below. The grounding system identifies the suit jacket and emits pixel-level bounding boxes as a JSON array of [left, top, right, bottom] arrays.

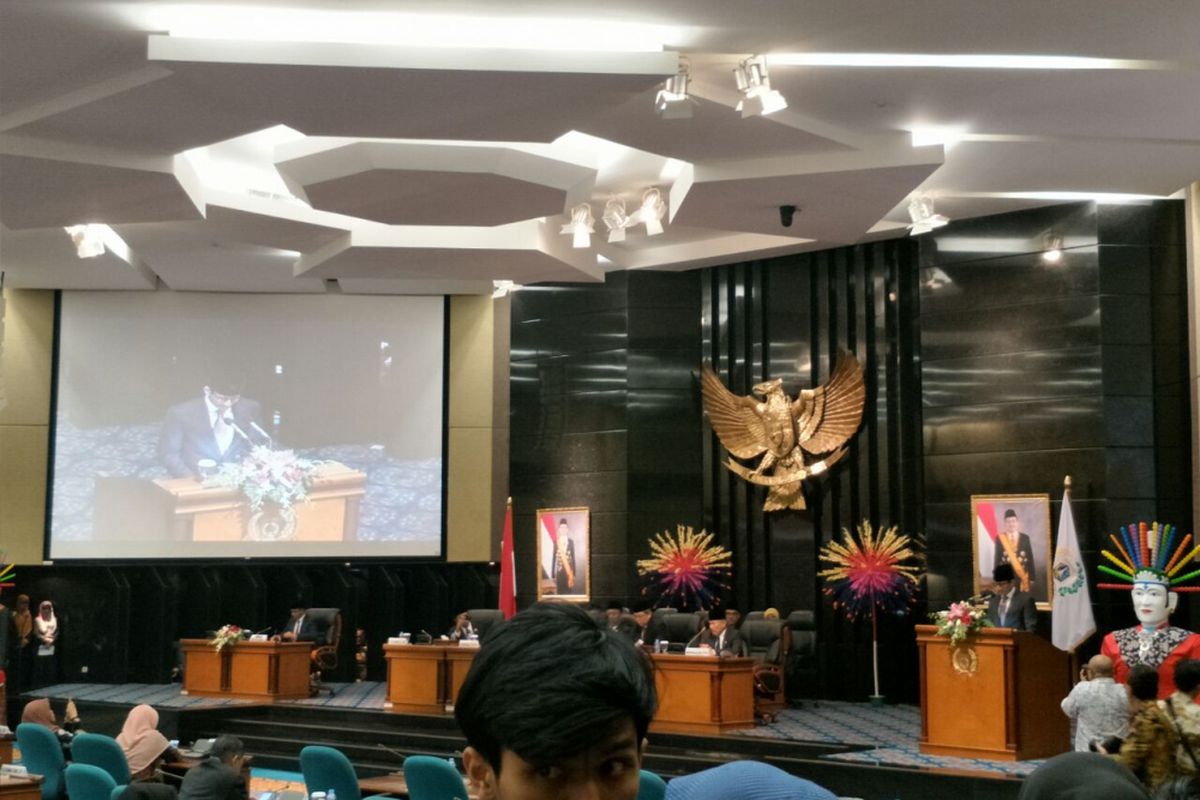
[[986, 590, 1038, 632], [159, 397, 264, 478], [687, 627, 748, 657], [178, 757, 248, 800], [628, 618, 667, 647], [281, 614, 323, 644], [993, 532, 1037, 592]]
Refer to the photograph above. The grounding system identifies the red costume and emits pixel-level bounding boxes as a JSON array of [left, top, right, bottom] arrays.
[[1101, 623, 1200, 699]]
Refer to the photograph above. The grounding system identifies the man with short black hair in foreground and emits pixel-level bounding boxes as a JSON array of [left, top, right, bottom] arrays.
[[179, 735, 248, 800], [455, 602, 656, 800]]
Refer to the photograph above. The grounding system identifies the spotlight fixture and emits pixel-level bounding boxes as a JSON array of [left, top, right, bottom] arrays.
[[733, 55, 787, 118], [492, 279, 521, 299], [560, 203, 594, 248], [906, 196, 949, 236], [632, 188, 667, 236], [1042, 234, 1064, 263], [602, 198, 630, 243], [64, 224, 107, 258], [655, 66, 696, 119]]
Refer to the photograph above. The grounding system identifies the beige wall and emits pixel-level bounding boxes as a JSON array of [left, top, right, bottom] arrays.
[[0, 289, 505, 564], [0, 289, 54, 565], [1187, 183, 1200, 537]]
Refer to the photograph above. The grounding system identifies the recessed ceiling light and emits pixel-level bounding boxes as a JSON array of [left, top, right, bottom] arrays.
[[766, 53, 1168, 70]]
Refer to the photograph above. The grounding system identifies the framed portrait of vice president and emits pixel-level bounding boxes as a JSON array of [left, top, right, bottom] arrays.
[[971, 494, 1053, 609], [537, 507, 591, 602]]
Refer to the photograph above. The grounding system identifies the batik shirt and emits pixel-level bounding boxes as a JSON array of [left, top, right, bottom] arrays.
[[1061, 677, 1129, 752]]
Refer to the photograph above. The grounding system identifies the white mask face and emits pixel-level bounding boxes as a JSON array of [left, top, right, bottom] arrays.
[[1132, 582, 1170, 626]]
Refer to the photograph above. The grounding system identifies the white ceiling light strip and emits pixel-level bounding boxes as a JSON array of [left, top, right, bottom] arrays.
[[767, 53, 1172, 70]]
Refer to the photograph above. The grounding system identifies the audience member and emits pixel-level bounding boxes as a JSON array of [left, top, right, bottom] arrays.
[[178, 735, 248, 800], [32, 601, 58, 688], [1154, 776, 1200, 800], [664, 761, 835, 800], [1018, 752, 1149, 800], [763, 608, 780, 621], [446, 611, 476, 641], [117, 704, 179, 782], [455, 602, 656, 800], [687, 608, 748, 658], [20, 698, 75, 755], [1061, 654, 1129, 751], [1164, 660, 1200, 776], [604, 601, 624, 632], [1105, 664, 1178, 790], [11, 595, 34, 692]]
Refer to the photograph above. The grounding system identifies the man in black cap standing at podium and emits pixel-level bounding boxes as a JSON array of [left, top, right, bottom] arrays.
[[986, 563, 1038, 631]]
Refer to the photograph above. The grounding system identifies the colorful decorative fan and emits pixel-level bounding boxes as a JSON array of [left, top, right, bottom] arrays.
[[637, 525, 732, 609], [818, 521, 924, 701], [1097, 521, 1200, 592], [0, 552, 15, 591]]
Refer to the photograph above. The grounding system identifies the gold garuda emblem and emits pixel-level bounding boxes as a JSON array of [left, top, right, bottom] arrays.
[[701, 351, 865, 512]]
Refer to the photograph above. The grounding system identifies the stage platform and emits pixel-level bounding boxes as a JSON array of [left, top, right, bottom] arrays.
[[15, 683, 1036, 799]]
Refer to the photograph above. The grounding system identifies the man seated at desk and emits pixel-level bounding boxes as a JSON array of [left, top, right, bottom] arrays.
[[446, 611, 476, 641], [179, 735, 248, 800], [687, 608, 748, 658], [626, 600, 665, 648], [273, 604, 322, 645]]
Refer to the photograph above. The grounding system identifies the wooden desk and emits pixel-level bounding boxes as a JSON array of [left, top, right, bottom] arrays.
[[162, 755, 253, 784], [0, 734, 14, 766], [649, 653, 755, 735], [0, 774, 44, 800], [181, 639, 312, 700], [359, 771, 477, 799], [383, 643, 479, 715]]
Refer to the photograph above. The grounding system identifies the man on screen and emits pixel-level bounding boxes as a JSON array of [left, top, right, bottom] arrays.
[[158, 381, 265, 478]]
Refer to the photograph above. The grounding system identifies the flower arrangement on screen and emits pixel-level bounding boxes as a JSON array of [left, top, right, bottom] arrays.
[[209, 624, 247, 652], [204, 446, 321, 517], [636, 525, 732, 609], [930, 601, 989, 646]]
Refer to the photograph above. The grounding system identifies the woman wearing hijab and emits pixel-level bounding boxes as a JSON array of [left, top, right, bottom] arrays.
[[21, 698, 75, 756], [117, 704, 179, 782], [11, 595, 34, 692], [31, 601, 58, 689]]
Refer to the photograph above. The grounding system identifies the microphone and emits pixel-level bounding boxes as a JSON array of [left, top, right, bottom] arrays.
[[249, 421, 274, 446], [377, 743, 408, 761], [253, 626, 273, 636], [416, 630, 433, 644], [223, 414, 252, 443]]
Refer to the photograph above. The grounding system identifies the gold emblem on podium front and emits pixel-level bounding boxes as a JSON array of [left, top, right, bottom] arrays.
[[951, 645, 979, 675]]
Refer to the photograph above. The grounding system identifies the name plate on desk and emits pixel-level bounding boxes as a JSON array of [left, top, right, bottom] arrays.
[[249, 634, 269, 641], [387, 637, 410, 645], [1, 765, 29, 778], [684, 647, 712, 656], [458, 639, 480, 649]]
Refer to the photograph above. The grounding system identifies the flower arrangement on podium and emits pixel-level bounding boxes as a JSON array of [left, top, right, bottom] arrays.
[[209, 624, 247, 652], [818, 521, 924, 703], [930, 600, 988, 646], [204, 446, 322, 539]]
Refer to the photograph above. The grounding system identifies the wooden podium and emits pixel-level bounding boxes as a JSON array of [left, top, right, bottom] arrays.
[[181, 639, 312, 701], [383, 643, 479, 715], [916, 625, 1072, 761], [155, 462, 365, 542], [648, 653, 755, 735]]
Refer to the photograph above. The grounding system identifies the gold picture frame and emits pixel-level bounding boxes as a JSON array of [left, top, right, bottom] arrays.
[[536, 506, 591, 602], [970, 493, 1053, 610]]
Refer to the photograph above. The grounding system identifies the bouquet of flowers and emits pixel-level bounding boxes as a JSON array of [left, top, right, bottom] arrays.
[[209, 624, 247, 652], [930, 600, 988, 646], [204, 446, 321, 517]]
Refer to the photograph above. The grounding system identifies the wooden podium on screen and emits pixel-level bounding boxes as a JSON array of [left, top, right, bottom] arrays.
[[154, 462, 366, 542], [916, 624, 1072, 761]]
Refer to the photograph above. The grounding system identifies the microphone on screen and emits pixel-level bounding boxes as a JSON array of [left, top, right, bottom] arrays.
[[223, 414, 252, 443], [250, 421, 274, 446]]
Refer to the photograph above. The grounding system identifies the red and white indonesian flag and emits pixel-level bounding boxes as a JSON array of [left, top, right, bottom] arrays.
[[1052, 488, 1095, 651], [976, 501, 998, 580], [539, 513, 559, 582], [499, 499, 516, 619]]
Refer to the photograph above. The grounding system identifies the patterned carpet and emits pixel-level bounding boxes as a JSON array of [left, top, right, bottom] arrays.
[[27, 685, 1044, 778], [734, 702, 1043, 778]]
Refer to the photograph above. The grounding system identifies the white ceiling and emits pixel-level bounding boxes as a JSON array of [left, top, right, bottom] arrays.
[[2, 0, 1199, 294]]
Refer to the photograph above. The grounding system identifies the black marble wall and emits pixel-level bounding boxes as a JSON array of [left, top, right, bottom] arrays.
[[919, 200, 1192, 643], [3, 562, 495, 686], [509, 271, 702, 609]]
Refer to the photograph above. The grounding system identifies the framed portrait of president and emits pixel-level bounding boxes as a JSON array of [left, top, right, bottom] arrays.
[[537, 507, 591, 602], [971, 493, 1053, 609]]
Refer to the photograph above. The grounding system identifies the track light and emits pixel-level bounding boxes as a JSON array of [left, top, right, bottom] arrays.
[[907, 196, 949, 236], [492, 279, 521, 299], [734, 55, 787, 117], [64, 224, 107, 258], [655, 67, 696, 119], [560, 203, 594, 248], [1042, 234, 1064, 263], [632, 188, 666, 236], [602, 198, 629, 243]]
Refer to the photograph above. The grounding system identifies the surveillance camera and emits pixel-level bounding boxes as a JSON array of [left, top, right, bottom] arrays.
[[779, 205, 797, 227]]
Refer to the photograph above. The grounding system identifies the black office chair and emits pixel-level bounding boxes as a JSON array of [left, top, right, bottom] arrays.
[[306, 607, 342, 696], [786, 610, 819, 702], [742, 619, 790, 721], [662, 613, 702, 648], [466, 609, 505, 638], [744, 611, 765, 623]]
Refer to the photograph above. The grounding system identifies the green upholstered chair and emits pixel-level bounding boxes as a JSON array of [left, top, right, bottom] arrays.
[[402, 755, 469, 800], [65, 763, 118, 800], [71, 733, 132, 786], [15, 723, 66, 800]]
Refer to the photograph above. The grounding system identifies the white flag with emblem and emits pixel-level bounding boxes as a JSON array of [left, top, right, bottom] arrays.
[[1052, 486, 1095, 651]]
